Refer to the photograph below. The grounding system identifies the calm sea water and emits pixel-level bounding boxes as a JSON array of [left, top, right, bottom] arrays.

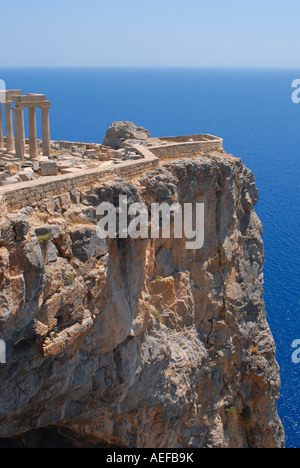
[[1, 67, 299, 448]]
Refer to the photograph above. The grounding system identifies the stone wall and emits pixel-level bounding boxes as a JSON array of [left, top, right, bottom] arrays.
[[150, 138, 223, 159], [0, 135, 224, 212], [159, 134, 220, 143], [0, 151, 159, 212]]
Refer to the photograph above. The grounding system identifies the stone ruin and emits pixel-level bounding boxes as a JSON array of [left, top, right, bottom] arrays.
[[0, 89, 54, 185], [0, 90, 51, 161], [0, 92, 145, 186], [0, 94, 223, 190]]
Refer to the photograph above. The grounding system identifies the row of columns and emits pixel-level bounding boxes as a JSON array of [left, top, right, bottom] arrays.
[[0, 90, 51, 161]]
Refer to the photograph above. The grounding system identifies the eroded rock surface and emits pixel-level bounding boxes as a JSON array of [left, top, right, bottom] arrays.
[[0, 152, 284, 448], [103, 121, 151, 149]]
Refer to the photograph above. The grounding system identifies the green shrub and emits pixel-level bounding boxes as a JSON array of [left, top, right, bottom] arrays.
[[227, 405, 237, 417], [150, 305, 162, 322], [38, 232, 54, 244]]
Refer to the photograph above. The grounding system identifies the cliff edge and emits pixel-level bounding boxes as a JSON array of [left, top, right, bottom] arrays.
[[0, 151, 284, 448]]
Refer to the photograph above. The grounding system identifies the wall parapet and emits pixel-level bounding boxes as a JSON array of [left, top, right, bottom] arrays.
[[0, 147, 159, 212], [150, 135, 223, 159]]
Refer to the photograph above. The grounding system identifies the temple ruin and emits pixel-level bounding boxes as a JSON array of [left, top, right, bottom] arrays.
[[0, 89, 51, 160], [0, 108, 224, 207]]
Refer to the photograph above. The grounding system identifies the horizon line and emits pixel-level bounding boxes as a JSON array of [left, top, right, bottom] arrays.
[[1, 65, 300, 70]]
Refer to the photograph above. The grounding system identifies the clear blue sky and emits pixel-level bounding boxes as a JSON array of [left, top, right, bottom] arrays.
[[1, 0, 300, 67]]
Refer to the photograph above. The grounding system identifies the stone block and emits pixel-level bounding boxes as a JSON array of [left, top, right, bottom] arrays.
[[58, 161, 74, 170], [33, 161, 40, 171], [85, 149, 98, 157], [40, 161, 58, 176], [18, 170, 34, 182], [3, 176, 21, 185], [5, 162, 21, 176]]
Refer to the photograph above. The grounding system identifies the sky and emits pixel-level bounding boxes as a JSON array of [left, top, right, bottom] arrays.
[[1, 0, 300, 68]]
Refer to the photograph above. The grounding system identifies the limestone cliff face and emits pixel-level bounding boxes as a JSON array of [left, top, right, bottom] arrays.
[[0, 152, 284, 448]]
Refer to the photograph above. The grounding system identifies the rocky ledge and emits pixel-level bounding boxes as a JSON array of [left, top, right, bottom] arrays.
[[0, 151, 284, 448]]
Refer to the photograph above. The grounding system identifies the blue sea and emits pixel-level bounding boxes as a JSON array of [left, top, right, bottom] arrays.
[[1, 67, 299, 448]]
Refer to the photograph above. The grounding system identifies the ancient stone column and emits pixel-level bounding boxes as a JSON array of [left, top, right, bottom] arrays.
[[0, 104, 3, 148], [5, 101, 14, 152], [28, 107, 38, 159], [41, 107, 51, 157], [22, 109, 25, 149], [13, 107, 25, 161]]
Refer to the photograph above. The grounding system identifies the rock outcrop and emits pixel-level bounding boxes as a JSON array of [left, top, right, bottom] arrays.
[[0, 151, 284, 448], [103, 121, 151, 149]]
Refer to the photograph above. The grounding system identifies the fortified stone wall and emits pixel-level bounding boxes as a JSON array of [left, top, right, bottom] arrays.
[[159, 134, 220, 143], [151, 139, 223, 159], [0, 150, 159, 212], [0, 136, 224, 212]]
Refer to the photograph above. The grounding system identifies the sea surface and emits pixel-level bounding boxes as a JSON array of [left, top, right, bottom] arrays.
[[0, 67, 299, 448]]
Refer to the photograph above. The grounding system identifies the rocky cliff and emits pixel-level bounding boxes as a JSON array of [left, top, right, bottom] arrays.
[[0, 151, 284, 448]]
